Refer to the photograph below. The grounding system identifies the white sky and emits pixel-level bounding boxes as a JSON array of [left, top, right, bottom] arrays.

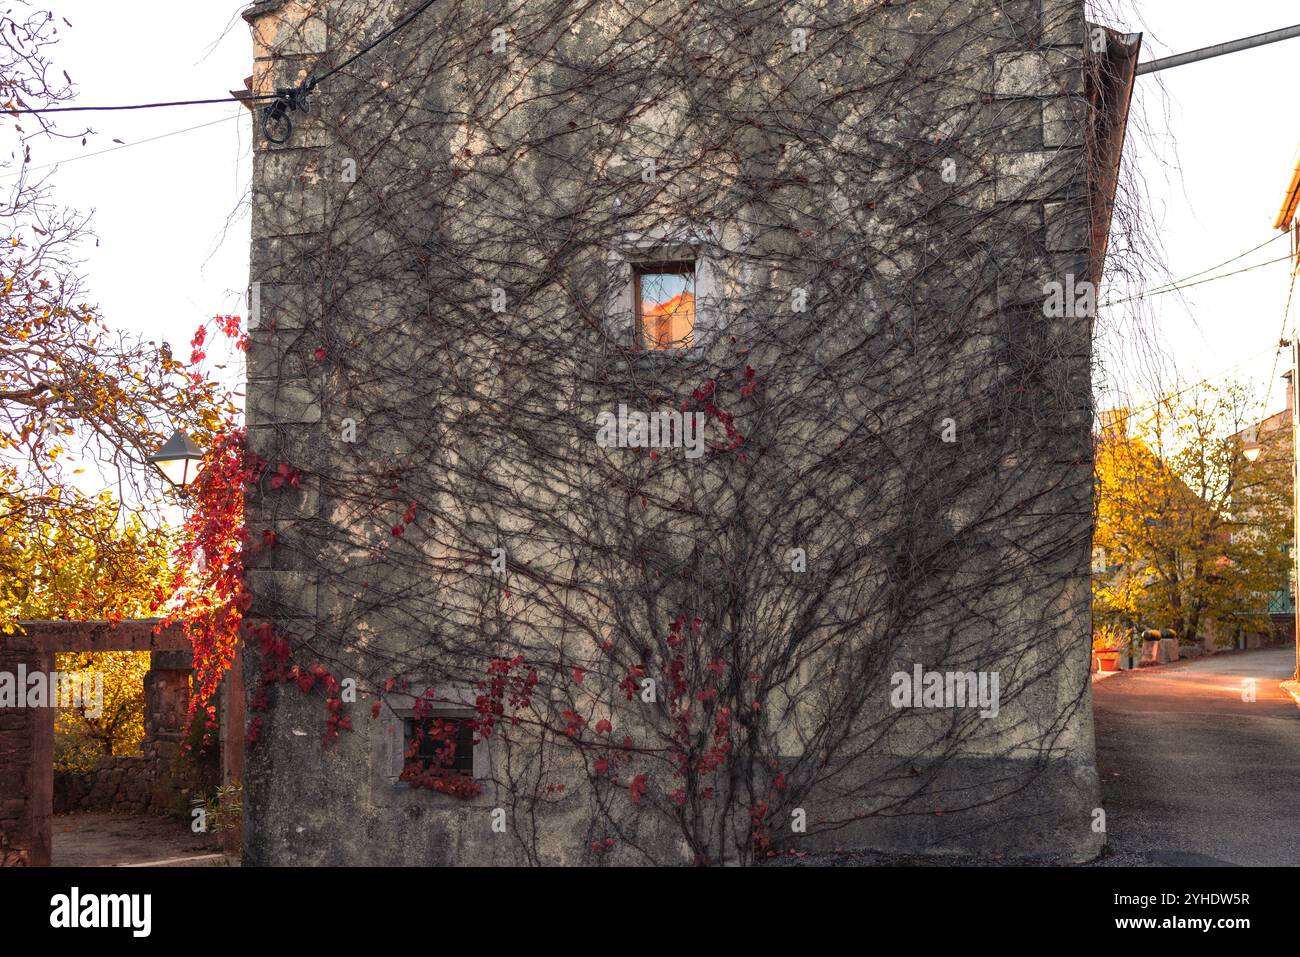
[[30, 2, 253, 394], [23, 1, 1300, 460], [1098, 0, 1299, 420]]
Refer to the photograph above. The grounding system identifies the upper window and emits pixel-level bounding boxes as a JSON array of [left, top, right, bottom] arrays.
[[607, 228, 718, 352], [634, 260, 695, 351]]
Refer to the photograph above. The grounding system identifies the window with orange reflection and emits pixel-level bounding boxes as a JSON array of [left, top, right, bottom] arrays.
[[633, 260, 695, 351]]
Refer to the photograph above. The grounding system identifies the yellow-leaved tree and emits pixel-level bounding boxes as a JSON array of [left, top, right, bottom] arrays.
[[1094, 380, 1292, 647], [0, 5, 231, 634], [8, 486, 176, 770]]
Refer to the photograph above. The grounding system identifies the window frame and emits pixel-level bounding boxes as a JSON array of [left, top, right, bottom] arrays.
[[380, 688, 490, 787], [402, 714, 478, 778], [632, 259, 697, 352], [606, 225, 722, 356]]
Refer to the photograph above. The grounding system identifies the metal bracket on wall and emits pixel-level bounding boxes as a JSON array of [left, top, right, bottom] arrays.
[[261, 77, 317, 145]]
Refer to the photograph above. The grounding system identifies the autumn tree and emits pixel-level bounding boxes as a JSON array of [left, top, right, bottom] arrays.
[[9, 489, 174, 621], [48, 652, 149, 771], [0, 4, 244, 777], [0, 4, 233, 635], [1093, 381, 1292, 645], [7, 490, 174, 769]]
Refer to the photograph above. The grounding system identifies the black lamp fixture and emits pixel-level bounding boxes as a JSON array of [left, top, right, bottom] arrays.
[[148, 430, 205, 490]]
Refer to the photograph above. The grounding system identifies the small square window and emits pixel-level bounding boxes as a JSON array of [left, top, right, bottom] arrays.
[[401, 715, 477, 778], [634, 260, 695, 351], [373, 690, 490, 805]]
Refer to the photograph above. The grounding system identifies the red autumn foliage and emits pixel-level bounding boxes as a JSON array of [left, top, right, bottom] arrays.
[[160, 424, 253, 733], [629, 773, 648, 804]]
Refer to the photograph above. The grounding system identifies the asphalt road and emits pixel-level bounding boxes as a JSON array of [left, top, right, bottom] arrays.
[[1092, 648, 1300, 866]]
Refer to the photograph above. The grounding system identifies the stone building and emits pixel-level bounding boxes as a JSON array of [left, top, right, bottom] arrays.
[[240, 0, 1139, 865]]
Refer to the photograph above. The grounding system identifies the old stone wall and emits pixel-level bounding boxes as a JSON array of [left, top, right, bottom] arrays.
[[242, 0, 1116, 865], [55, 755, 156, 815], [0, 646, 48, 866]]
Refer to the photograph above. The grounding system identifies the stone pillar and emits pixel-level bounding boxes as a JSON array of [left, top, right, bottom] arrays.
[[143, 651, 194, 812], [0, 648, 53, 866], [145, 651, 193, 737]]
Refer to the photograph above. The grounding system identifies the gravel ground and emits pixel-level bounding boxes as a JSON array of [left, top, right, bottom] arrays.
[[51, 811, 224, 867]]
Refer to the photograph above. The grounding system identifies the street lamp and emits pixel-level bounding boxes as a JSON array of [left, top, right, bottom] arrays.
[[147, 430, 205, 490], [1243, 438, 1262, 463]]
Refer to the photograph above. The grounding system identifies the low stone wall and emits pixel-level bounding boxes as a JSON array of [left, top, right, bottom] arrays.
[[54, 737, 218, 817], [55, 756, 152, 814]]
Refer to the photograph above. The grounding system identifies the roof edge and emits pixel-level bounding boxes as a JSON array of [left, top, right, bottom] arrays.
[[1087, 25, 1142, 285], [1275, 149, 1300, 232], [243, 1, 290, 24]]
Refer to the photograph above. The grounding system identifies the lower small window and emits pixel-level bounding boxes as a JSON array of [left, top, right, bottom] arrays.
[[399, 714, 482, 797], [403, 716, 475, 775]]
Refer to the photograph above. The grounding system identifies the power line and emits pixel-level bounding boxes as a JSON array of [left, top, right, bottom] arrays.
[[1097, 242, 1299, 414], [4, 0, 440, 117], [1146, 231, 1289, 292], [0, 111, 244, 181], [1098, 232, 1288, 309], [1262, 265, 1299, 412], [5, 95, 268, 115], [1101, 343, 1280, 417], [313, 0, 438, 86], [1101, 258, 1299, 419], [1100, 253, 1293, 308]]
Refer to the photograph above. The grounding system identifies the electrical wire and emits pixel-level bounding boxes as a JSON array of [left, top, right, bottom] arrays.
[[1102, 255, 1298, 418], [1100, 343, 1281, 418], [0, 111, 244, 181], [5, 95, 270, 115], [1099, 235, 1298, 417], [312, 0, 439, 86], [1100, 252, 1293, 308], [3, 0, 440, 115], [1261, 264, 1299, 412], [1145, 230, 1289, 293]]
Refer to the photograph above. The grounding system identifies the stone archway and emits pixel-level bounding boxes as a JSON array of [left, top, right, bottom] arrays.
[[0, 620, 242, 866]]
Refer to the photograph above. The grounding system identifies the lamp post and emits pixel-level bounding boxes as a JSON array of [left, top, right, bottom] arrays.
[[147, 430, 205, 491]]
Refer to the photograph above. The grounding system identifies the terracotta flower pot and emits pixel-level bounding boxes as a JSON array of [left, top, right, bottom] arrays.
[[1096, 652, 1120, 672]]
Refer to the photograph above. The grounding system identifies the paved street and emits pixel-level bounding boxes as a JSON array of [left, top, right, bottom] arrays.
[[1093, 648, 1300, 866]]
